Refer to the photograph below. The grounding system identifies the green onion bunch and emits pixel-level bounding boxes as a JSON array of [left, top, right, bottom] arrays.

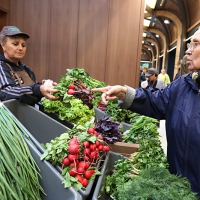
[[0, 103, 44, 200]]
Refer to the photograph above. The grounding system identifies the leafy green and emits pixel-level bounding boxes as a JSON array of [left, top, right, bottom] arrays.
[[41, 98, 94, 126], [115, 167, 198, 200]]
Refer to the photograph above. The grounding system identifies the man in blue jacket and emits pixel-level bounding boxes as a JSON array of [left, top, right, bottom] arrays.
[[92, 27, 200, 195]]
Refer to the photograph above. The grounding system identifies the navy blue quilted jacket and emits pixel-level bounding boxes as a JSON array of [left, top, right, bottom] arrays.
[[121, 73, 200, 195]]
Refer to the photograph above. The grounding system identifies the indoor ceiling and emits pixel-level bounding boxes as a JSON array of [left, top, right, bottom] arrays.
[[141, 0, 200, 74]]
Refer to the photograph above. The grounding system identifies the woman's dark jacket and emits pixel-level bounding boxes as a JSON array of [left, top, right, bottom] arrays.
[[121, 74, 200, 195], [0, 54, 43, 105]]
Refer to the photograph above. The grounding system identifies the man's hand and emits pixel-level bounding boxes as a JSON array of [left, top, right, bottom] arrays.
[[91, 85, 127, 104]]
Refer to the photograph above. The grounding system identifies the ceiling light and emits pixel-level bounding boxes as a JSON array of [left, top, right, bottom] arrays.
[[148, 48, 150, 50], [142, 41, 144, 44], [143, 19, 151, 27], [143, 33, 147, 37], [151, 43, 154, 46], [164, 19, 171, 24], [156, 34, 159, 38]]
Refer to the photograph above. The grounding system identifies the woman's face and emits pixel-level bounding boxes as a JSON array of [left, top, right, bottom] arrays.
[[1, 36, 27, 64], [185, 29, 200, 71]]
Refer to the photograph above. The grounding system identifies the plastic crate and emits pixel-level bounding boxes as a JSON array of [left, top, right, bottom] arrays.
[[35, 102, 74, 129], [3, 99, 69, 153], [24, 136, 83, 200], [2, 99, 101, 200], [92, 151, 126, 200]]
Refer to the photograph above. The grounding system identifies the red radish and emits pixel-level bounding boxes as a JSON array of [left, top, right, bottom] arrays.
[[67, 89, 74, 95], [90, 144, 96, 151], [77, 167, 85, 174], [98, 145, 104, 151], [69, 168, 77, 176], [90, 151, 97, 159], [83, 148, 91, 155], [76, 174, 83, 183], [95, 141, 100, 147], [82, 178, 88, 187], [68, 144, 80, 155], [83, 155, 90, 161], [103, 146, 110, 152], [68, 154, 78, 162], [87, 128, 95, 134], [62, 157, 70, 166], [69, 84, 75, 90], [93, 131, 98, 137], [78, 161, 90, 170], [84, 169, 95, 179], [69, 137, 79, 145], [83, 141, 90, 148]]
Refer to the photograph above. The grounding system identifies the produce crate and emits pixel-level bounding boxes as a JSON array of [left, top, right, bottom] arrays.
[[24, 136, 83, 200], [3, 99, 69, 153], [35, 102, 74, 129], [108, 142, 139, 157], [121, 121, 133, 132], [92, 152, 126, 200], [94, 106, 107, 122], [2, 99, 103, 200]]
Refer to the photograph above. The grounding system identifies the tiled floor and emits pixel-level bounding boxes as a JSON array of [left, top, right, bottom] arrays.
[[158, 120, 167, 155]]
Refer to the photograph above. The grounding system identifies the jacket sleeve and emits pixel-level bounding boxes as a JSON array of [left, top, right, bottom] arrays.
[[120, 85, 170, 120], [0, 62, 43, 102]]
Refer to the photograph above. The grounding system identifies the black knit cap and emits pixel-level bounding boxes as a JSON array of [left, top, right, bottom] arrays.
[[0, 26, 29, 38]]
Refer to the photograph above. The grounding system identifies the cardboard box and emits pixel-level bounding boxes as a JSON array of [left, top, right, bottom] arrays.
[[108, 142, 140, 157]]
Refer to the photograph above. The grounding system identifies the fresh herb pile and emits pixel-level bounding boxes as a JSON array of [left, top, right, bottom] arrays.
[[122, 115, 159, 143], [95, 116, 123, 144], [113, 167, 198, 200], [0, 103, 44, 200], [105, 112, 170, 199], [42, 68, 106, 125], [41, 124, 110, 191]]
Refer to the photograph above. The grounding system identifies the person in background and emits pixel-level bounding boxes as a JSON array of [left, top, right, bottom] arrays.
[[174, 55, 190, 80], [144, 68, 165, 90], [180, 55, 190, 76], [158, 68, 171, 86], [91, 27, 200, 196], [0, 26, 59, 105], [174, 60, 181, 80], [139, 66, 148, 87]]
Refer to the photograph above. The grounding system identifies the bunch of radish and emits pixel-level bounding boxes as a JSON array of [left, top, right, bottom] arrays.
[[66, 80, 94, 109], [61, 127, 110, 189]]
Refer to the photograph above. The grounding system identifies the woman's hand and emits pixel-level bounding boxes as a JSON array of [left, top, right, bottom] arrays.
[[40, 85, 60, 101], [91, 85, 127, 104]]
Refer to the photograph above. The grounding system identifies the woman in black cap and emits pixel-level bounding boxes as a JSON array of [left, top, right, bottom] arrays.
[[0, 26, 59, 105]]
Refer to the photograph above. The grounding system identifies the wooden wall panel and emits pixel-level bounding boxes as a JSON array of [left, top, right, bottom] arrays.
[[8, 0, 144, 86], [0, 0, 9, 11], [105, 0, 144, 87], [187, 0, 200, 28], [77, 0, 109, 82], [49, 0, 79, 82], [9, 0, 50, 82]]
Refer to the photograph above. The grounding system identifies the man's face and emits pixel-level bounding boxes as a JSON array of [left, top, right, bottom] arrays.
[[185, 29, 200, 71]]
